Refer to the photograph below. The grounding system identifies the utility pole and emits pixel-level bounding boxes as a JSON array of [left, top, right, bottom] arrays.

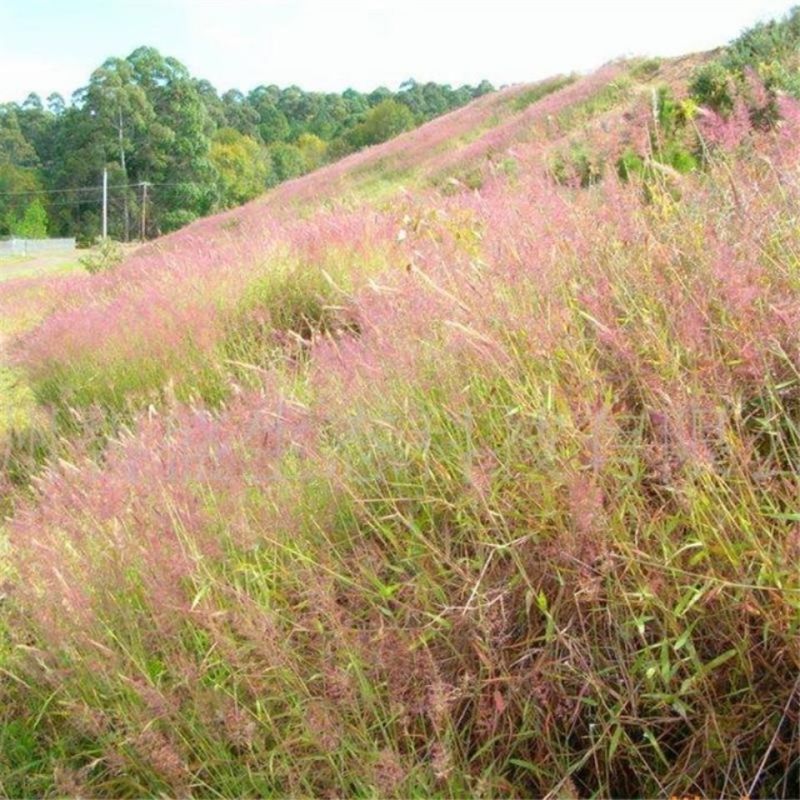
[[140, 181, 149, 241], [102, 168, 108, 239]]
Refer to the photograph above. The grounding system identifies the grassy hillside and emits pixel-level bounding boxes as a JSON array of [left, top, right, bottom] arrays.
[[1, 23, 799, 798]]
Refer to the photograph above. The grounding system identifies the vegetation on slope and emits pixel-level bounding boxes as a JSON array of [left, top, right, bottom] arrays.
[[692, 5, 800, 115], [1, 13, 800, 799]]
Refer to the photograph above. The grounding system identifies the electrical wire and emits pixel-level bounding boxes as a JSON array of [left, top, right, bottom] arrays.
[[0, 180, 201, 198]]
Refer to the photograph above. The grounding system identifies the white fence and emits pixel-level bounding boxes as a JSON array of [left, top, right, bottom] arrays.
[[0, 238, 76, 256]]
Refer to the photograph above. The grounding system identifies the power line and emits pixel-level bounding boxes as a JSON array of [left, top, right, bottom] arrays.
[[144, 181, 202, 188], [31, 198, 101, 208], [0, 185, 103, 198], [0, 180, 201, 198], [0, 183, 135, 198]]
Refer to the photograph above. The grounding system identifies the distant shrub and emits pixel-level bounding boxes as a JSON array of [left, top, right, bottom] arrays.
[[617, 88, 698, 194], [161, 208, 198, 232], [616, 148, 645, 181], [724, 6, 800, 78], [550, 142, 604, 187], [654, 86, 696, 135], [437, 165, 485, 195], [691, 7, 800, 120], [690, 62, 736, 116], [660, 141, 698, 173], [79, 237, 124, 274], [631, 57, 662, 80], [498, 156, 520, 181], [651, 88, 699, 172], [347, 99, 415, 149], [219, 216, 242, 232]]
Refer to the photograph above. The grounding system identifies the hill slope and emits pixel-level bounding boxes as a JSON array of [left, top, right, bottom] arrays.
[[1, 39, 799, 798]]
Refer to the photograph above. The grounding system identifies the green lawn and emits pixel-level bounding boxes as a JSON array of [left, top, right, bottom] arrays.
[[0, 250, 82, 282]]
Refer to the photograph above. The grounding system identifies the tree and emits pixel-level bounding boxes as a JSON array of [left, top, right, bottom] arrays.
[[127, 48, 218, 232], [296, 132, 327, 171], [0, 106, 40, 166], [194, 80, 227, 128], [0, 164, 42, 236], [278, 86, 312, 138], [368, 86, 392, 106], [76, 47, 218, 236], [0, 46, 493, 241], [210, 128, 270, 207], [347, 99, 415, 148], [269, 142, 305, 183], [46, 93, 66, 116], [248, 87, 291, 143], [79, 56, 153, 239], [222, 89, 260, 138], [12, 198, 49, 238]]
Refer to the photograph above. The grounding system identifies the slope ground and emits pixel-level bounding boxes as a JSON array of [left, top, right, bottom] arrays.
[[0, 53, 798, 798]]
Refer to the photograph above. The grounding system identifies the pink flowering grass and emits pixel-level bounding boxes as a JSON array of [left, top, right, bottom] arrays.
[[2, 58, 800, 798], [4, 66, 641, 438], [13, 209, 399, 432]]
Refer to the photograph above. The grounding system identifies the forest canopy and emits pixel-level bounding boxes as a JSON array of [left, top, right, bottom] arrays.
[[0, 47, 493, 242]]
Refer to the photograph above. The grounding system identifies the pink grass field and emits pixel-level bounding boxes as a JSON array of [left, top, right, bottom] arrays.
[[1, 58, 799, 798]]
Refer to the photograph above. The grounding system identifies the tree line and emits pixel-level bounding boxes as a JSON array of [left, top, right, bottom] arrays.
[[0, 46, 493, 242]]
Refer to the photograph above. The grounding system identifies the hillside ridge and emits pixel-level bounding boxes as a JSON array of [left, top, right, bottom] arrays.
[[2, 17, 800, 796]]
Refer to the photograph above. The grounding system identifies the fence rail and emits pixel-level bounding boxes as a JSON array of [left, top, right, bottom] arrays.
[[0, 238, 76, 256]]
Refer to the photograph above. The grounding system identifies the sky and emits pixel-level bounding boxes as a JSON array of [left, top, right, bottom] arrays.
[[0, 0, 795, 103]]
